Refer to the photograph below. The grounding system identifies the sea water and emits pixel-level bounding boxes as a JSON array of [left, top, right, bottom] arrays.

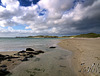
[[0, 38, 61, 52]]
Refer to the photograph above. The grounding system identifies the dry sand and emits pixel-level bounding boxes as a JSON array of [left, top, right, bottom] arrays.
[[58, 38, 100, 76]]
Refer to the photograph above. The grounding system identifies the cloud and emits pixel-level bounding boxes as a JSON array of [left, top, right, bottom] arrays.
[[0, 0, 100, 37]]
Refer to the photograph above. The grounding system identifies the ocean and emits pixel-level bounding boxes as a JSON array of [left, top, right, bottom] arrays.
[[0, 38, 61, 52]]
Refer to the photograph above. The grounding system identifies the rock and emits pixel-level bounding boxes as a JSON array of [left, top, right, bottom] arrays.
[[26, 52, 34, 55], [31, 50, 44, 55], [21, 57, 28, 61], [26, 48, 34, 51], [5, 55, 9, 57], [78, 70, 81, 72], [49, 46, 56, 48], [36, 50, 44, 53], [7, 59, 11, 61], [23, 54, 26, 56], [7, 56, 19, 59], [32, 52, 40, 55], [0, 54, 6, 61], [12, 61, 14, 63], [18, 50, 26, 53], [13, 54, 16, 55], [0, 65, 7, 68], [0, 68, 10, 76], [0, 54, 5, 58], [29, 54, 34, 58], [26, 54, 34, 58], [81, 63, 85, 65], [16, 53, 20, 56]]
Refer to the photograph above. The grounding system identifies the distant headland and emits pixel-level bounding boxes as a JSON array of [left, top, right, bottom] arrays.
[[16, 33, 100, 38]]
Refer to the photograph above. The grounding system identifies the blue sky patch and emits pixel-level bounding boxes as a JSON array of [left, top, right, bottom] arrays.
[[18, 0, 40, 6], [33, 0, 40, 4], [0, 0, 1, 4], [12, 24, 32, 30], [38, 9, 47, 16], [18, 0, 32, 6], [0, 0, 6, 8]]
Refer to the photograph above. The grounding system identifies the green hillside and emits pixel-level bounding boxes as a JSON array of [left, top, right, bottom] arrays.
[[75, 33, 100, 38]]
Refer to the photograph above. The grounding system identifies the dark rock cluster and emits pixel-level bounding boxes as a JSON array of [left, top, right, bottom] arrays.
[[0, 48, 45, 76], [16, 48, 44, 60], [0, 68, 10, 76]]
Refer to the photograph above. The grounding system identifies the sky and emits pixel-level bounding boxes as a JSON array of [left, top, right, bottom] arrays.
[[0, 0, 100, 37]]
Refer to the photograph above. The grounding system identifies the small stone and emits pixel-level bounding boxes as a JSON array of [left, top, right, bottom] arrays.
[[26, 48, 34, 51], [7, 59, 11, 61], [49, 46, 56, 48], [29, 55, 34, 58], [78, 70, 81, 72], [12, 61, 14, 63], [21, 57, 28, 61], [36, 50, 44, 53], [14, 54, 16, 55], [18, 50, 26, 53], [81, 63, 85, 65], [0, 65, 7, 67]]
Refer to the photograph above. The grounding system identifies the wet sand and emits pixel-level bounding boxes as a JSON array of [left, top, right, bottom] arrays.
[[0, 47, 76, 76], [58, 38, 100, 76], [10, 49, 76, 76], [0, 51, 21, 70], [0, 51, 18, 55]]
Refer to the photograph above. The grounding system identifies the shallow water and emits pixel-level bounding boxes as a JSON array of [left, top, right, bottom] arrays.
[[0, 38, 60, 51]]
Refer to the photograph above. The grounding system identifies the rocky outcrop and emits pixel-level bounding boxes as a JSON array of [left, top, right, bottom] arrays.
[[0, 48, 45, 76], [0, 68, 10, 76], [49, 46, 56, 48], [0, 54, 6, 62], [26, 48, 34, 51]]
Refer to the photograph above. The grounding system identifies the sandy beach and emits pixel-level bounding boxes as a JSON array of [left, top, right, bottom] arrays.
[[0, 38, 100, 76], [58, 38, 100, 76]]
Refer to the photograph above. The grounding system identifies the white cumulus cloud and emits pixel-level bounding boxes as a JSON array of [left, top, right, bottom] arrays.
[[0, 0, 100, 37]]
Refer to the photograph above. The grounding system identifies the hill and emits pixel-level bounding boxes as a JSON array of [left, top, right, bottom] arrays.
[[75, 33, 100, 38]]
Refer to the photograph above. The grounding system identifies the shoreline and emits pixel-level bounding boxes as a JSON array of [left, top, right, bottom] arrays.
[[58, 38, 100, 76], [0, 42, 76, 76]]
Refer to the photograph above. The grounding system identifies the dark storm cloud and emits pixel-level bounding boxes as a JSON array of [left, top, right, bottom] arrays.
[[73, 17, 100, 31], [82, 0, 98, 7], [72, 1, 100, 33]]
